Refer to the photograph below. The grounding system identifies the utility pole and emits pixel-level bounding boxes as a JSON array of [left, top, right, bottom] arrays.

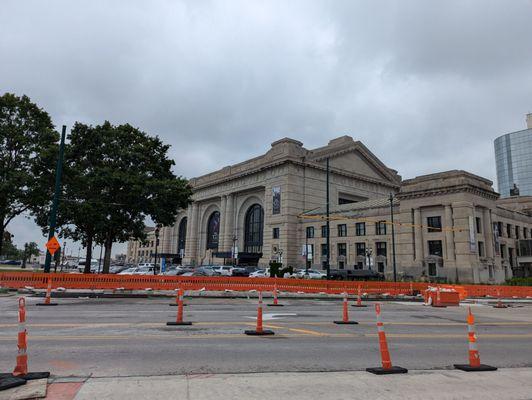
[[326, 157, 331, 279], [154, 226, 160, 275], [44, 125, 67, 273], [389, 193, 397, 282]]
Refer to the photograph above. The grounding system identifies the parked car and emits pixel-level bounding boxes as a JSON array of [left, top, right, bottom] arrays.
[[212, 266, 234, 276], [118, 267, 139, 275], [249, 268, 269, 278], [162, 266, 183, 276], [193, 266, 221, 276], [231, 267, 249, 277]]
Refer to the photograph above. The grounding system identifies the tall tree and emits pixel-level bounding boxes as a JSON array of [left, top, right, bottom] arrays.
[[58, 121, 192, 273], [0, 93, 58, 255], [21, 241, 40, 268]]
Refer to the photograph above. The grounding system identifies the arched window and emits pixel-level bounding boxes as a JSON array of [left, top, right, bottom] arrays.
[[206, 211, 220, 249], [244, 204, 264, 253], [177, 217, 187, 254]]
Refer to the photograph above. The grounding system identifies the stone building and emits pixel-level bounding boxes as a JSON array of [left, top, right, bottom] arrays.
[[146, 135, 532, 283], [126, 227, 156, 265]]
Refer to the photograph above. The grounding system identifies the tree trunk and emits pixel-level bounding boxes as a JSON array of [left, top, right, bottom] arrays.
[[84, 233, 93, 274], [0, 217, 5, 257], [102, 233, 113, 274]]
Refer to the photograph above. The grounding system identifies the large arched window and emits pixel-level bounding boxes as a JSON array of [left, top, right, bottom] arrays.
[[177, 217, 187, 254], [244, 204, 264, 253], [206, 211, 220, 249]]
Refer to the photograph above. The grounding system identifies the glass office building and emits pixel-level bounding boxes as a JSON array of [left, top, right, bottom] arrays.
[[495, 115, 532, 197]]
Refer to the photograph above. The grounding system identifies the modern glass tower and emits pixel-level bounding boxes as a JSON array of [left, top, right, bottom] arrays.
[[495, 114, 532, 197]]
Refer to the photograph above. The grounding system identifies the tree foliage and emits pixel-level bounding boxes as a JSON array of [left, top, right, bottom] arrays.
[[58, 121, 192, 273], [0, 93, 58, 255]]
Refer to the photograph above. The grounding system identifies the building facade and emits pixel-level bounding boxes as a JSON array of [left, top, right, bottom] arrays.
[[494, 114, 532, 197], [132, 135, 532, 283], [126, 227, 156, 265]]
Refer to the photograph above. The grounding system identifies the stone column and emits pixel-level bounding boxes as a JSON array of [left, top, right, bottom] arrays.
[[219, 195, 227, 251], [224, 194, 235, 252], [483, 208, 494, 258], [185, 202, 199, 264], [414, 208, 424, 263], [444, 205, 455, 261]]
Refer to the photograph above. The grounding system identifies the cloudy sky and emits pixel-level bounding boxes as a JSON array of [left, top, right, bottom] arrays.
[[2, 0, 532, 256]]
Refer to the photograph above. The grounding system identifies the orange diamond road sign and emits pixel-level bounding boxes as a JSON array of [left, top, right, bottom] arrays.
[[45, 236, 61, 256]]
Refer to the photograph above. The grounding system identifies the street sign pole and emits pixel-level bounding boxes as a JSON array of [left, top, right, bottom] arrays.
[[44, 125, 67, 273]]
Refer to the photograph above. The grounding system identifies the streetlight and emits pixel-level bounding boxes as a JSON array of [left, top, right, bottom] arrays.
[[231, 235, 238, 268], [154, 225, 160, 275], [366, 247, 373, 271], [389, 193, 398, 282]]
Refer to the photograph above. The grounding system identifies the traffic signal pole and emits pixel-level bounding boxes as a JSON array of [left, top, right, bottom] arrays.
[[44, 125, 66, 273]]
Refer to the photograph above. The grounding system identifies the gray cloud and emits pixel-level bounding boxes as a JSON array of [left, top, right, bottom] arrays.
[[2, 0, 532, 251]]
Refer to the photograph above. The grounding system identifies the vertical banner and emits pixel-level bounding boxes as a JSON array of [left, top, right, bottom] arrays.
[[272, 186, 281, 215], [469, 215, 477, 253], [161, 257, 166, 273], [493, 223, 500, 255], [307, 244, 313, 260]]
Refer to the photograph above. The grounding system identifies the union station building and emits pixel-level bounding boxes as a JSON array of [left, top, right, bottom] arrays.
[[127, 135, 532, 284]]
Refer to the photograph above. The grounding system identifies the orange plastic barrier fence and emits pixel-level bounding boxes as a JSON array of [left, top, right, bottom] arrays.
[[0, 272, 531, 298]]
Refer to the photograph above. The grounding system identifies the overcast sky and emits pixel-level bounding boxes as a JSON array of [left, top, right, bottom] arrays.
[[2, 0, 532, 257]]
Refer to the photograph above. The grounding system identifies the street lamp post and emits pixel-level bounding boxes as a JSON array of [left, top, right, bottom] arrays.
[[366, 247, 373, 271], [389, 193, 398, 282], [154, 226, 160, 275], [231, 235, 237, 268]]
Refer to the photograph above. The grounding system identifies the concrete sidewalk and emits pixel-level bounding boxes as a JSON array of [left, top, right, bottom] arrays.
[[69, 368, 532, 400]]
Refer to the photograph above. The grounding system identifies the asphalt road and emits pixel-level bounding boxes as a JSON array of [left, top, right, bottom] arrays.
[[0, 295, 531, 378]]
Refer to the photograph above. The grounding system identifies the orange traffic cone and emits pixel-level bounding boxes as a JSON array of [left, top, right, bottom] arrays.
[[454, 307, 497, 372], [245, 291, 274, 336], [36, 277, 58, 306], [169, 288, 187, 306], [493, 290, 508, 309], [0, 298, 50, 390], [268, 283, 284, 307], [431, 285, 447, 308], [166, 288, 192, 326], [352, 285, 368, 308], [334, 292, 358, 324], [366, 303, 407, 374]]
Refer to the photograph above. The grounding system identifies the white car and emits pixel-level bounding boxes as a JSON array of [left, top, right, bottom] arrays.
[[295, 269, 326, 279], [249, 269, 269, 278], [213, 266, 234, 276], [118, 267, 140, 275]]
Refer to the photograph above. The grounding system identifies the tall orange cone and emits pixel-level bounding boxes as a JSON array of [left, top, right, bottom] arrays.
[[245, 291, 274, 335], [334, 292, 358, 324], [454, 307, 497, 371], [166, 288, 192, 326], [366, 303, 407, 374], [493, 290, 508, 309], [268, 283, 284, 307], [352, 285, 368, 308], [36, 277, 58, 306], [169, 287, 187, 306]]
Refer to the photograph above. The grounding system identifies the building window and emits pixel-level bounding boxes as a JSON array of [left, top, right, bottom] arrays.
[[272, 227, 280, 239], [515, 226, 520, 239], [524, 227, 528, 239], [355, 222, 366, 236], [428, 262, 437, 277], [337, 224, 347, 237], [244, 204, 264, 253], [500, 244, 506, 259], [321, 225, 329, 238], [507, 224, 512, 238], [206, 211, 220, 249], [376, 242, 387, 257], [478, 241, 485, 258], [377, 262, 385, 273], [355, 262, 364, 270], [428, 240, 443, 257], [177, 217, 187, 254], [427, 216, 442, 232], [337, 243, 347, 269], [356, 242, 366, 256], [375, 221, 387, 235], [321, 243, 328, 257], [476, 217, 482, 234], [509, 248, 514, 267], [306, 226, 315, 239]]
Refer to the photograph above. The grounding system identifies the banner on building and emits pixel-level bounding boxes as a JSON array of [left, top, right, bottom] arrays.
[[493, 222, 500, 255], [272, 186, 281, 214], [469, 216, 477, 253]]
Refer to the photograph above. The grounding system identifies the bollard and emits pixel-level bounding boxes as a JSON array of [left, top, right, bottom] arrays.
[[366, 303, 408, 375], [352, 285, 368, 308], [245, 291, 274, 336], [334, 292, 358, 324], [268, 283, 284, 307], [167, 288, 192, 326], [36, 277, 58, 306], [454, 307, 497, 372]]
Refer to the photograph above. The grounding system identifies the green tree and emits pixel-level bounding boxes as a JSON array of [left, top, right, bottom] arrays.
[[0, 93, 58, 255], [21, 241, 40, 268], [0, 230, 22, 259], [59, 121, 192, 273]]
